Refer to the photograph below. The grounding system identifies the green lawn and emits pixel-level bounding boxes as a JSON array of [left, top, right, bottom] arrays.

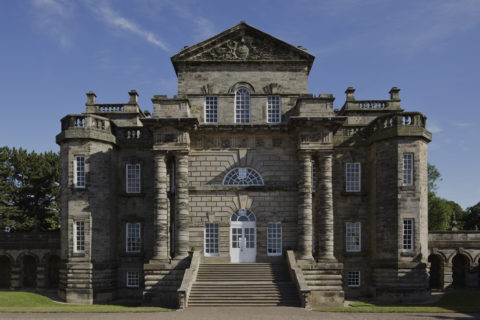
[[0, 291, 171, 313], [314, 290, 480, 313]]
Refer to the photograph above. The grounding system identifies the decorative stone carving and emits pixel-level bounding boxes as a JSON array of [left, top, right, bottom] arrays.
[[190, 35, 294, 61], [263, 83, 284, 95]]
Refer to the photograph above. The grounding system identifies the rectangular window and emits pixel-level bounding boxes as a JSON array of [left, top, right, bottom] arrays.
[[74, 156, 85, 188], [126, 164, 141, 193], [126, 223, 141, 253], [267, 96, 281, 123], [403, 219, 414, 251], [205, 223, 219, 256], [267, 223, 282, 256], [126, 271, 140, 288], [345, 163, 361, 192], [345, 222, 361, 252], [347, 271, 361, 287], [205, 96, 218, 123], [403, 154, 414, 186], [74, 221, 85, 253]]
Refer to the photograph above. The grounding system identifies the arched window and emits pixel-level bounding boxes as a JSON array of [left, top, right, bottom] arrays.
[[231, 209, 256, 222], [235, 88, 250, 123], [223, 168, 264, 186]]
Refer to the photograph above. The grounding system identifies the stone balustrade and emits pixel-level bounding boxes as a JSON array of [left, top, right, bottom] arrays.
[[369, 112, 426, 133], [61, 114, 111, 132], [95, 104, 124, 112]]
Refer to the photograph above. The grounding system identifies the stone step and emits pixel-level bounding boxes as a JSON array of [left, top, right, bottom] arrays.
[[304, 274, 342, 280], [308, 285, 343, 291]]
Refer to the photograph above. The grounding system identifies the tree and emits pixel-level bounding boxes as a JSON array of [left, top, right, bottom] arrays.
[[427, 163, 466, 231], [463, 202, 480, 230], [0, 146, 60, 232]]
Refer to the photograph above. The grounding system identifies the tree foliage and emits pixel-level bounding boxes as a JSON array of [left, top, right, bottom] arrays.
[[0, 146, 60, 231], [463, 202, 480, 230], [427, 163, 467, 231]]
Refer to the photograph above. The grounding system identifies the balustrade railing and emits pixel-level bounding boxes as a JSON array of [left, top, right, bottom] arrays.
[[95, 104, 124, 112], [368, 112, 426, 133], [61, 114, 111, 132]]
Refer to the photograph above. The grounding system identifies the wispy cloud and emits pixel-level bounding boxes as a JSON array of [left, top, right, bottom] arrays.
[[31, 0, 74, 49], [427, 119, 442, 134], [85, 1, 169, 51], [453, 121, 472, 128]]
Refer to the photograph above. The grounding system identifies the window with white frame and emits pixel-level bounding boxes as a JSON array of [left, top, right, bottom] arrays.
[[74, 221, 85, 253], [126, 223, 141, 253], [403, 218, 414, 251], [205, 223, 219, 256], [267, 96, 281, 123], [74, 156, 85, 188], [205, 96, 218, 123], [345, 222, 361, 252], [126, 271, 140, 288], [345, 163, 361, 192], [403, 154, 414, 186], [347, 271, 361, 287], [312, 162, 316, 193], [267, 223, 282, 256], [235, 88, 250, 123], [126, 164, 141, 193], [223, 167, 264, 186]]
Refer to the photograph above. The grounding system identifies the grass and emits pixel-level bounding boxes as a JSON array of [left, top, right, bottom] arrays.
[[313, 290, 480, 313], [0, 291, 171, 313]]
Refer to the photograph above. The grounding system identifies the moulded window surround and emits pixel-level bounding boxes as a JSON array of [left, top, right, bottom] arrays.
[[347, 271, 361, 287], [126, 223, 141, 253], [204, 223, 219, 256], [204, 96, 218, 123], [403, 154, 414, 186], [223, 168, 264, 186], [267, 96, 281, 123], [345, 222, 361, 252], [345, 163, 361, 192], [126, 271, 140, 288], [73, 221, 85, 253], [267, 223, 282, 256], [73, 156, 85, 188], [126, 164, 141, 193], [235, 88, 250, 123], [403, 219, 414, 251]]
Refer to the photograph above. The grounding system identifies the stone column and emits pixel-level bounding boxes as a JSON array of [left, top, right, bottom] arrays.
[[297, 151, 313, 260], [152, 151, 169, 260], [174, 151, 189, 258], [318, 152, 336, 261]]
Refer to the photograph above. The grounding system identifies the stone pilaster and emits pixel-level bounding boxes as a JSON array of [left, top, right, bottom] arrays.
[[297, 151, 313, 261], [174, 151, 189, 258], [152, 151, 169, 261], [317, 152, 336, 261]]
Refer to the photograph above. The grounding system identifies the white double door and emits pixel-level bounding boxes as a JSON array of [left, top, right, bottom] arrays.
[[230, 221, 256, 263]]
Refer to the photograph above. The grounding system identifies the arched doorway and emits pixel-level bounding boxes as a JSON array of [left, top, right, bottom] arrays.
[[22, 255, 37, 288], [47, 255, 60, 288], [428, 254, 444, 289], [452, 254, 469, 289], [230, 209, 256, 263], [0, 256, 11, 288]]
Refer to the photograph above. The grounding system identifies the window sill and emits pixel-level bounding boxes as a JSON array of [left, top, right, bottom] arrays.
[[341, 191, 367, 196], [399, 186, 416, 192], [72, 252, 86, 257], [121, 192, 146, 198], [400, 251, 416, 257]]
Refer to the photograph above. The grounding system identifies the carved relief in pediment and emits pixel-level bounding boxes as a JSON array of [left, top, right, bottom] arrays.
[[190, 35, 294, 61]]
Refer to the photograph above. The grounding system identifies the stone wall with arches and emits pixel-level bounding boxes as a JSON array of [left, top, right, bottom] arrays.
[[0, 232, 60, 289], [428, 231, 480, 289]]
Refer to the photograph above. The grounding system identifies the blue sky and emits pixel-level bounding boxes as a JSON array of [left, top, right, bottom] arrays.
[[1, 0, 479, 209]]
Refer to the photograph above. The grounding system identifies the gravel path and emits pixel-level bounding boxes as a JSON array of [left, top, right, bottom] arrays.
[[0, 307, 479, 320]]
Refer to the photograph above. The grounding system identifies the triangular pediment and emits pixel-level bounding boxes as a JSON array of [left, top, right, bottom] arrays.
[[171, 22, 314, 70]]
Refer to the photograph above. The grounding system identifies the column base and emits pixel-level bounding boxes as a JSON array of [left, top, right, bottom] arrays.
[[149, 256, 171, 264]]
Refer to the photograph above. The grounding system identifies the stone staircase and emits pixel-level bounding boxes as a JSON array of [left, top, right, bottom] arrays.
[[188, 263, 301, 307]]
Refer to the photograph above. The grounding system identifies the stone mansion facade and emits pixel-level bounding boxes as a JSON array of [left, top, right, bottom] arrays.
[[54, 23, 438, 307]]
